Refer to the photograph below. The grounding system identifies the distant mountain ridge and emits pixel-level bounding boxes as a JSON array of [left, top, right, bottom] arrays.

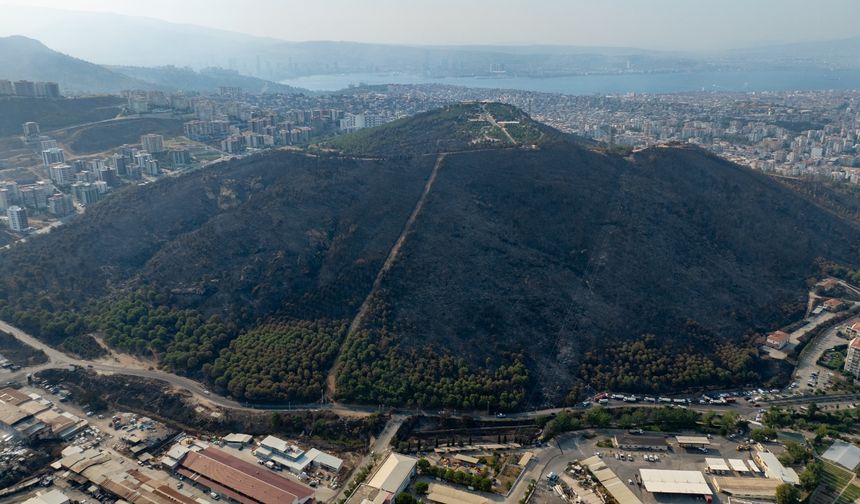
[[2, 5, 858, 82], [0, 35, 152, 93], [0, 35, 305, 95]]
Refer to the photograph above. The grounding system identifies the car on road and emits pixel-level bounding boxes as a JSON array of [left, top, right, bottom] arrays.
[[203, 389, 210, 395]]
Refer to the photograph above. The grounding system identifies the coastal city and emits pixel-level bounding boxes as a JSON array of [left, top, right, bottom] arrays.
[[2, 1, 860, 503], [3, 83, 860, 243]]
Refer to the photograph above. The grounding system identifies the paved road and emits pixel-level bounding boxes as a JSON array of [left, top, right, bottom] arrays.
[[0, 317, 852, 427]]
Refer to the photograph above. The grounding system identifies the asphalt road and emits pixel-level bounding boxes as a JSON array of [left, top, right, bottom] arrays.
[[0, 318, 854, 423]]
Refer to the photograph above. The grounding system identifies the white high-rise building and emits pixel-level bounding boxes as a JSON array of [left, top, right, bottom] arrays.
[[49, 163, 74, 186], [140, 134, 165, 153], [6, 205, 28, 232], [339, 113, 386, 132], [846, 337, 860, 379], [41, 147, 65, 167]]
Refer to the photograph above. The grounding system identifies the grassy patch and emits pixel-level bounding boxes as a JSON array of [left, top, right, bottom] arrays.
[[835, 484, 860, 504], [821, 461, 853, 493]]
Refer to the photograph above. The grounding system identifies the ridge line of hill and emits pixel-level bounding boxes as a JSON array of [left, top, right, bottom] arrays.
[[326, 152, 447, 399]]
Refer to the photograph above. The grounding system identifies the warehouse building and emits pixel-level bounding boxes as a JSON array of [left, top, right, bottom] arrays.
[[676, 436, 711, 448], [426, 483, 489, 504], [822, 440, 860, 471], [179, 446, 315, 504], [0, 387, 86, 441], [59, 446, 198, 504], [753, 451, 800, 485], [639, 469, 713, 497], [223, 433, 253, 449], [728, 459, 752, 474], [346, 453, 418, 504], [22, 490, 70, 504], [705, 458, 731, 474], [254, 435, 344, 473], [711, 476, 782, 500], [581, 456, 643, 504], [367, 453, 418, 495]]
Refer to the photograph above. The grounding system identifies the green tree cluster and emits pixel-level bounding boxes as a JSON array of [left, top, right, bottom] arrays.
[[578, 331, 759, 393], [423, 464, 493, 492], [206, 319, 347, 402], [336, 328, 528, 411], [91, 289, 234, 372]]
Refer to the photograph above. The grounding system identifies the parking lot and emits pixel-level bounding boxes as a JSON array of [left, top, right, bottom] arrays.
[[542, 430, 784, 504], [595, 437, 738, 504]]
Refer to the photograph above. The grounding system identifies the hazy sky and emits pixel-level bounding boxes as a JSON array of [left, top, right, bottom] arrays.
[[1, 0, 858, 50]]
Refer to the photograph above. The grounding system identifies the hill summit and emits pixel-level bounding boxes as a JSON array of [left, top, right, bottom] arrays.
[[325, 102, 554, 157], [0, 103, 857, 410]]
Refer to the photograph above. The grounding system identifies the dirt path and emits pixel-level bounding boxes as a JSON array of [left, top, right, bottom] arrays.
[[325, 153, 447, 398], [481, 104, 517, 144]]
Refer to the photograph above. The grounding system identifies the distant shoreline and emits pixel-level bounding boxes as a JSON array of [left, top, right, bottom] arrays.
[[281, 69, 860, 95]]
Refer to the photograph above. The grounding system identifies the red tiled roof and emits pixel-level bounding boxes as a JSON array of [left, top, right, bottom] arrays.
[[177, 467, 255, 504], [767, 331, 790, 343], [179, 447, 313, 504], [851, 337, 860, 350], [824, 298, 844, 306]]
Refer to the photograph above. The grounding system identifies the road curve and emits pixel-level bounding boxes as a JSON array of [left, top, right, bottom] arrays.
[[0, 318, 848, 421]]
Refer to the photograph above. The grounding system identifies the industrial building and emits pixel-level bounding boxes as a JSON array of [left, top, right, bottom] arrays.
[[676, 436, 711, 448], [254, 435, 344, 473], [0, 387, 87, 441], [580, 455, 642, 504], [426, 483, 489, 504], [22, 489, 70, 504], [59, 446, 198, 504], [822, 440, 860, 471], [711, 476, 782, 500], [223, 433, 254, 449], [347, 452, 418, 504], [367, 452, 418, 495], [705, 458, 731, 474], [753, 451, 800, 485], [178, 446, 314, 504], [612, 434, 669, 451], [638, 469, 713, 497]]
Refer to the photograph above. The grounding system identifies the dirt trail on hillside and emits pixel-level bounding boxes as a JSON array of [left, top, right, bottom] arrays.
[[325, 153, 447, 398]]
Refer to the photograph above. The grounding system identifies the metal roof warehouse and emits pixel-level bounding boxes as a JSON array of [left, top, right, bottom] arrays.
[[178, 446, 314, 504], [639, 469, 712, 496], [822, 440, 860, 471], [676, 436, 710, 447], [612, 434, 669, 451]]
